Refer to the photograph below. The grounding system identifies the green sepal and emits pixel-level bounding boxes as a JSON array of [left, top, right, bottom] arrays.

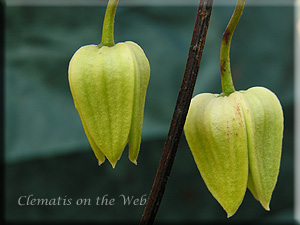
[[237, 87, 284, 210], [125, 42, 151, 165], [184, 92, 248, 217]]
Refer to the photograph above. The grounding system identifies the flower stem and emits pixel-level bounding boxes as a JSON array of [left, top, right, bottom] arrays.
[[220, 0, 245, 96], [139, 1, 213, 224], [101, 0, 119, 47]]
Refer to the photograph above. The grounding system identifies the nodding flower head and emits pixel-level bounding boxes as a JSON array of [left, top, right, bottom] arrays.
[[184, 87, 283, 217]]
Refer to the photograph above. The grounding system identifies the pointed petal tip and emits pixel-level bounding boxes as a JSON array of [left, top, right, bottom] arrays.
[[257, 198, 270, 211], [107, 155, 121, 169], [226, 211, 235, 218], [224, 205, 239, 218], [129, 155, 138, 165], [262, 202, 270, 211], [110, 161, 117, 169], [97, 158, 105, 166], [129, 157, 137, 165], [106, 158, 117, 169]]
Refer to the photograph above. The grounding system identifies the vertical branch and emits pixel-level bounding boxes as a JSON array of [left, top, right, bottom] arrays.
[[139, 1, 214, 224]]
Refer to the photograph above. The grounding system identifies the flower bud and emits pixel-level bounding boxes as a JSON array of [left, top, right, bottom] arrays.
[[68, 41, 150, 168], [184, 87, 283, 217]]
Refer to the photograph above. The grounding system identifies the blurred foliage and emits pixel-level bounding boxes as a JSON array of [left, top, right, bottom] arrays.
[[4, 4, 296, 224]]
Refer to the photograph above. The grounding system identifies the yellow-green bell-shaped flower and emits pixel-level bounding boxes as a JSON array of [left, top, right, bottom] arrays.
[[184, 0, 283, 217], [184, 87, 283, 217], [68, 0, 150, 168]]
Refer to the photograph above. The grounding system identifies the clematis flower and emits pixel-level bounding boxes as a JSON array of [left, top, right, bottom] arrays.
[[184, 87, 283, 217], [68, 0, 150, 168]]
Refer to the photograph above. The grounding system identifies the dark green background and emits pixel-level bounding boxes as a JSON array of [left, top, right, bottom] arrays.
[[4, 4, 295, 224]]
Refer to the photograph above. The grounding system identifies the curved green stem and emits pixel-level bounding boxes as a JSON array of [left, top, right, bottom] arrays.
[[220, 0, 245, 96], [101, 0, 119, 47]]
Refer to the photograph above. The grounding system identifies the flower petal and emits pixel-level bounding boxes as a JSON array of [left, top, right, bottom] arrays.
[[237, 87, 283, 210], [184, 92, 248, 217]]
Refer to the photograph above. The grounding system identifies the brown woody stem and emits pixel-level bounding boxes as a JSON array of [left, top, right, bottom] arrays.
[[139, 1, 214, 224]]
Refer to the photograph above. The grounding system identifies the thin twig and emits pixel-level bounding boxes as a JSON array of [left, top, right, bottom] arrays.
[[139, 1, 214, 224]]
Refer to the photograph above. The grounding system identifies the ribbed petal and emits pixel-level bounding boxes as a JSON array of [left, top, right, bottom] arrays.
[[237, 87, 283, 210], [125, 41, 150, 165], [184, 92, 248, 217]]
